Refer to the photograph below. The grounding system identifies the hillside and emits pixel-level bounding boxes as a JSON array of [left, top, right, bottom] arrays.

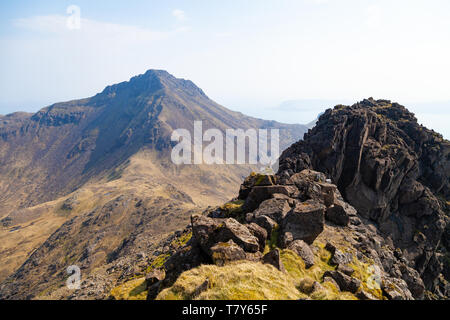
[[0, 70, 307, 299], [103, 99, 449, 301]]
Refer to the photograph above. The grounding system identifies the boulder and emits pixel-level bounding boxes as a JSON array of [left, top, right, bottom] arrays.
[[281, 200, 325, 244], [145, 269, 165, 289], [245, 251, 263, 262], [337, 265, 355, 276], [263, 249, 286, 272], [191, 215, 259, 254], [252, 198, 291, 223], [287, 240, 315, 268], [330, 249, 353, 266], [381, 278, 414, 300], [318, 182, 337, 207], [191, 214, 221, 252], [280, 231, 293, 248], [323, 270, 361, 293], [323, 276, 340, 290], [243, 185, 298, 212], [246, 223, 267, 251], [210, 240, 246, 266], [251, 215, 278, 237], [325, 200, 356, 226]]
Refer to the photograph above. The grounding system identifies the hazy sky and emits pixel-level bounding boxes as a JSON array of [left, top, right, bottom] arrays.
[[1, 0, 450, 138]]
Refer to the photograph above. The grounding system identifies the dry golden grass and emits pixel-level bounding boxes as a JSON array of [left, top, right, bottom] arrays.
[[110, 277, 148, 300], [0, 149, 254, 286], [156, 225, 387, 301], [157, 262, 305, 300]]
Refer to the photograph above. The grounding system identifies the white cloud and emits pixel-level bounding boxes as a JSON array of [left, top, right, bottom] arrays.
[[172, 9, 187, 21], [13, 15, 181, 41]]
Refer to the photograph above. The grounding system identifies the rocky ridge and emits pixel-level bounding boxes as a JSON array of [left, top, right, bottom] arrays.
[[279, 98, 450, 298], [106, 99, 450, 300], [109, 169, 427, 300]]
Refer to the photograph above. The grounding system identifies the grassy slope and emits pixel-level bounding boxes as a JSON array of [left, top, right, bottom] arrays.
[[0, 149, 254, 284]]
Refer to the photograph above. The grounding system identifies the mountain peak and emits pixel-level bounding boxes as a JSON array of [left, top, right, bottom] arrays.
[[99, 69, 207, 98]]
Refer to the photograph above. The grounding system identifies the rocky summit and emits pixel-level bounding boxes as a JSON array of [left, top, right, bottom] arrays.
[[279, 98, 450, 298], [112, 98, 449, 301]]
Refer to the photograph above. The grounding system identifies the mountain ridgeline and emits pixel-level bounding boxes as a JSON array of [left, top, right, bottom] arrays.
[[0, 70, 307, 299], [101, 98, 449, 301], [0, 70, 306, 216]]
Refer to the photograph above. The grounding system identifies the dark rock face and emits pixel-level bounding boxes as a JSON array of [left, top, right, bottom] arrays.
[[279, 98, 450, 297], [325, 200, 355, 226], [323, 270, 361, 294], [281, 200, 326, 245], [263, 249, 286, 272]]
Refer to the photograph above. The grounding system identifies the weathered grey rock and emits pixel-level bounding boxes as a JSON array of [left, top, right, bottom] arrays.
[[356, 289, 378, 300], [210, 240, 246, 266], [145, 269, 165, 289], [245, 251, 263, 262], [287, 240, 315, 268], [246, 223, 267, 251], [281, 200, 325, 244], [191, 215, 259, 254], [330, 249, 353, 266], [251, 215, 278, 237], [271, 193, 296, 207], [318, 182, 337, 207], [252, 198, 291, 223], [243, 185, 299, 212], [381, 277, 414, 300], [323, 276, 340, 290], [399, 263, 425, 299], [263, 249, 286, 272], [337, 264, 355, 276], [280, 231, 293, 248], [323, 270, 361, 293], [325, 200, 356, 226]]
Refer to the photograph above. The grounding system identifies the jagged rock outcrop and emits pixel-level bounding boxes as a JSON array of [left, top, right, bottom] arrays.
[[82, 98, 448, 301], [279, 98, 450, 298], [137, 99, 450, 301], [143, 164, 430, 300]]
